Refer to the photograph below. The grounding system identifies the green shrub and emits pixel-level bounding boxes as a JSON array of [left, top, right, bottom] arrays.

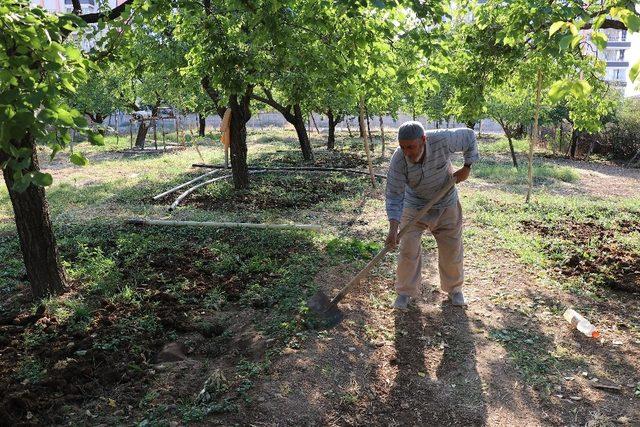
[[599, 98, 640, 161]]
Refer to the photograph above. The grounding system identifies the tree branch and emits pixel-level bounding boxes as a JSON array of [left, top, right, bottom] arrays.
[[251, 88, 293, 121], [585, 18, 627, 30], [79, 0, 135, 24], [71, 0, 82, 15]]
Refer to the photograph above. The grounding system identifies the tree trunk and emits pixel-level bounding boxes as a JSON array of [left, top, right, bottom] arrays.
[[293, 104, 314, 162], [526, 70, 542, 204], [498, 119, 518, 168], [358, 108, 366, 138], [135, 120, 149, 149], [569, 128, 580, 159], [585, 137, 596, 161], [310, 113, 320, 134], [558, 123, 564, 154], [506, 132, 518, 168], [198, 113, 206, 137], [365, 105, 374, 152], [379, 116, 386, 158], [134, 104, 160, 149], [229, 92, 252, 189], [1, 134, 66, 299], [346, 118, 353, 137], [359, 95, 375, 188], [153, 118, 157, 150], [94, 113, 105, 135], [327, 108, 336, 150], [250, 91, 314, 162]]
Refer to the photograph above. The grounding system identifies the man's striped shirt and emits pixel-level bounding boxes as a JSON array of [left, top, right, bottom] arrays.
[[385, 128, 479, 222]]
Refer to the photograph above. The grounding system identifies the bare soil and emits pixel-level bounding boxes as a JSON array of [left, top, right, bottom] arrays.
[[2, 146, 639, 426], [522, 219, 640, 294]]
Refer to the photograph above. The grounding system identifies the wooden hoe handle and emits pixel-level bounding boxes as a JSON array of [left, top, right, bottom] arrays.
[[330, 178, 456, 306]]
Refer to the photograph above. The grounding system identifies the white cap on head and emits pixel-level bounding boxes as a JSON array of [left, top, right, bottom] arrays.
[[397, 121, 425, 141]]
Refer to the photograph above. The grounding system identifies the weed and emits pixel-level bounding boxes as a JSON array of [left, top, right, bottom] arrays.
[[23, 325, 49, 349], [14, 357, 46, 383], [326, 237, 381, 260], [138, 390, 159, 408], [203, 287, 226, 310]]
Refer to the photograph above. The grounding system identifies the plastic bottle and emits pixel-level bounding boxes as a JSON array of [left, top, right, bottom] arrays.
[[563, 308, 600, 338]]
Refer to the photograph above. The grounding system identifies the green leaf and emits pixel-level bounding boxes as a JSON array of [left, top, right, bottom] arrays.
[[592, 14, 606, 30], [622, 15, 640, 33], [609, 7, 625, 18], [56, 108, 75, 126], [570, 80, 592, 98], [568, 23, 578, 36], [70, 152, 89, 166], [87, 131, 104, 146], [559, 34, 573, 51], [32, 171, 53, 187], [11, 174, 32, 193], [629, 59, 640, 83], [549, 21, 565, 37], [38, 108, 58, 122], [49, 143, 63, 160], [548, 80, 571, 102], [570, 34, 582, 49], [591, 31, 608, 51], [65, 46, 83, 61], [73, 114, 88, 127]]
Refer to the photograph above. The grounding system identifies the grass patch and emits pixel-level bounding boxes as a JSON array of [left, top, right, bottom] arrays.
[[473, 159, 578, 184], [478, 136, 529, 155]]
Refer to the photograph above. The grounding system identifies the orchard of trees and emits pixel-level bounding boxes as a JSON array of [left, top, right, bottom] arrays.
[[1, 0, 639, 299], [3, 1, 640, 424]]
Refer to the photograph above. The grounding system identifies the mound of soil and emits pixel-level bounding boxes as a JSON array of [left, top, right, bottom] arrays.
[[521, 219, 640, 293], [256, 150, 368, 169], [0, 245, 270, 425], [187, 173, 365, 211]]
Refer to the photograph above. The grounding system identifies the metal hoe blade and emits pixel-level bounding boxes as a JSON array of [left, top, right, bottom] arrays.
[[308, 291, 344, 327]]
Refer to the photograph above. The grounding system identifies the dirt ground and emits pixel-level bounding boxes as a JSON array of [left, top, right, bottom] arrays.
[[2, 144, 639, 426], [543, 157, 640, 199], [211, 200, 640, 426]]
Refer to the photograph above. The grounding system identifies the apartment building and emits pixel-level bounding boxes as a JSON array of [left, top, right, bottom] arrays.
[[586, 28, 640, 96]]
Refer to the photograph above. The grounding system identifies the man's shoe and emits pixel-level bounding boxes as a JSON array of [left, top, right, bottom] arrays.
[[449, 291, 467, 306], [392, 294, 412, 310]]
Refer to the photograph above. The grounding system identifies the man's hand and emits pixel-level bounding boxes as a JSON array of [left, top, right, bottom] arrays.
[[386, 220, 400, 250], [453, 165, 471, 183]]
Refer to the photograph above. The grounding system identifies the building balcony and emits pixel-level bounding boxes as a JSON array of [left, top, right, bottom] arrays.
[[606, 61, 629, 67], [606, 41, 632, 48], [605, 80, 627, 88]]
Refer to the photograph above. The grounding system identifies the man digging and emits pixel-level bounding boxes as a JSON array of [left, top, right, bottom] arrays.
[[386, 121, 479, 309]]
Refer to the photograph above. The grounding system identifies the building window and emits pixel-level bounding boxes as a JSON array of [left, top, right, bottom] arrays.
[[621, 30, 627, 41], [617, 50, 625, 61]]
